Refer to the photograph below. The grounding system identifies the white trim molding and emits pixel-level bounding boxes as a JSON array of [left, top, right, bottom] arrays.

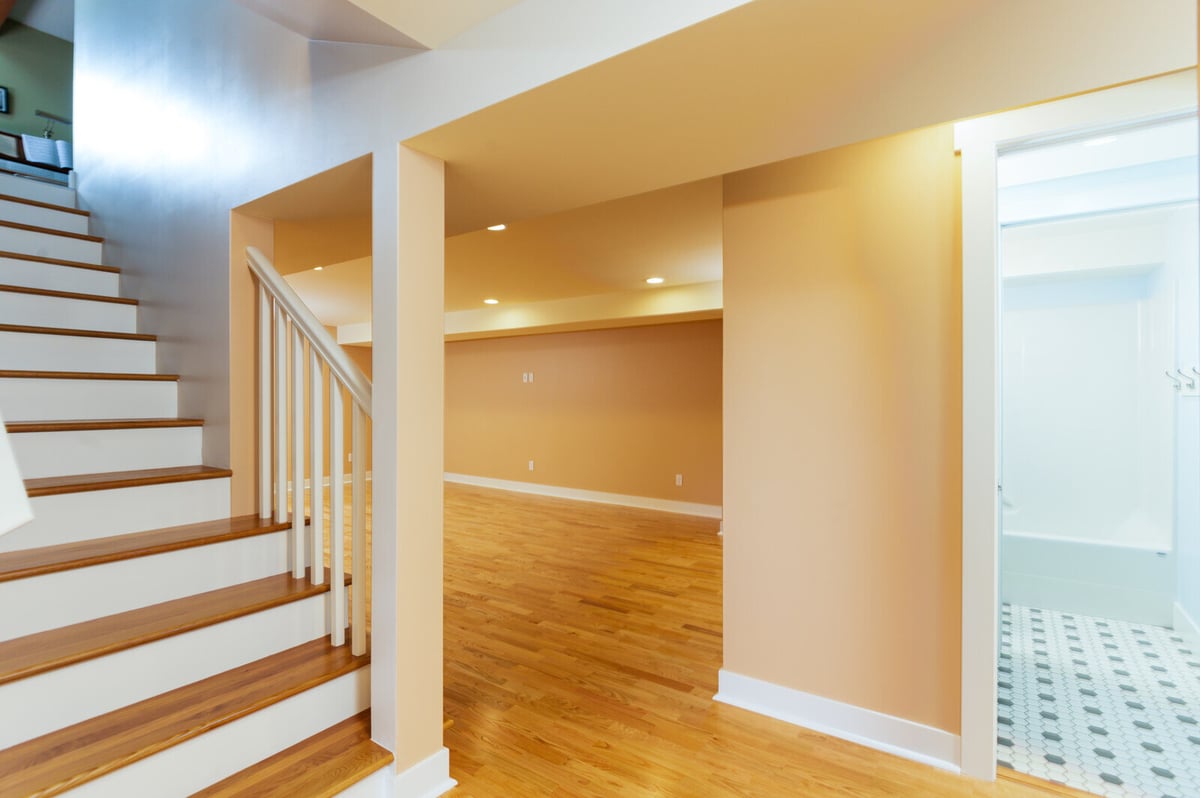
[[715, 670, 961, 773], [954, 69, 1198, 781], [443, 473, 723, 519], [1176, 602, 1200, 647], [393, 747, 456, 798]]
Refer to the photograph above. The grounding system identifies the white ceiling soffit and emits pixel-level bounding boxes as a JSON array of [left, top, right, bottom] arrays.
[[233, 0, 525, 49], [232, 0, 426, 49], [9, 0, 74, 42]]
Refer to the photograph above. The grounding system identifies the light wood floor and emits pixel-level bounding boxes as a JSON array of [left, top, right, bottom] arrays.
[[440, 483, 1093, 798]]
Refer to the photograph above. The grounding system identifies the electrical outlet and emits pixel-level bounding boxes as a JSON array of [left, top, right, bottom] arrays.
[[528, 459, 535, 471], [675, 473, 683, 487]]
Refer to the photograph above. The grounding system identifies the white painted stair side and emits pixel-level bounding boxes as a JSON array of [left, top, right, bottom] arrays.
[[0, 593, 346, 750], [10, 426, 203, 479], [0, 255, 118, 296], [0, 197, 90, 235], [0, 289, 137, 334], [0, 529, 291, 641], [0, 377, 178, 422], [68, 667, 370, 798], [0, 173, 76, 207], [2, 477, 232, 552], [0, 330, 155, 373], [0, 224, 103, 264]]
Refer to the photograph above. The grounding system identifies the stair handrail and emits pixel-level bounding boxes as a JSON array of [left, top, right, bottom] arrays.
[[246, 246, 371, 414], [247, 245, 371, 656]]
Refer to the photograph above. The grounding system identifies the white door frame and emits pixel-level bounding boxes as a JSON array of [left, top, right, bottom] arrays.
[[954, 70, 1198, 780]]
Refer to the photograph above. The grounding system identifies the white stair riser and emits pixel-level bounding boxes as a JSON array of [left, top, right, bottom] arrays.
[[0, 256, 118, 297], [0, 173, 76, 207], [0, 330, 156, 373], [0, 530, 289, 641], [1, 477, 231, 551], [0, 378, 177, 422], [0, 198, 90, 235], [10, 426, 203, 479], [68, 667, 370, 798], [0, 592, 346, 749], [0, 291, 136, 334], [0, 225, 102, 265]]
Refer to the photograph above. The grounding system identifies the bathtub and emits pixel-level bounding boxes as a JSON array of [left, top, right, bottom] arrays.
[[1002, 530, 1175, 626]]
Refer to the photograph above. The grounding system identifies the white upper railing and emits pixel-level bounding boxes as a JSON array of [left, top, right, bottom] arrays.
[[247, 246, 370, 656]]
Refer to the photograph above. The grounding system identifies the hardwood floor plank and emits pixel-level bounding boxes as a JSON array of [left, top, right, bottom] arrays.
[[0, 220, 103, 243], [0, 370, 178, 382], [0, 250, 119, 274], [24, 465, 231, 497], [0, 194, 90, 217], [6, 418, 204, 433], [0, 323, 153, 342], [0, 284, 135, 305]]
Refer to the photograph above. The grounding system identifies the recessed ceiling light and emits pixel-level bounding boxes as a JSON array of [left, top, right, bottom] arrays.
[[645, 277, 665, 285], [1083, 135, 1117, 147], [483, 298, 499, 305], [487, 224, 507, 232], [313, 266, 324, 271]]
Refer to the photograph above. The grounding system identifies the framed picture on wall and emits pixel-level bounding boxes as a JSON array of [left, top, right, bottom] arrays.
[[0, 87, 8, 114], [0, 132, 17, 159]]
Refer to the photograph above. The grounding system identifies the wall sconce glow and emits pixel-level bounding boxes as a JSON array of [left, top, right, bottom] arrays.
[[483, 298, 500, 305], [645, 277, 665, 285], [1083, 135, 1117, 147], [487, 224, 507, 232]]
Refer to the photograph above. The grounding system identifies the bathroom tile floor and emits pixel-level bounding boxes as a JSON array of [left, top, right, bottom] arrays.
[[998, 603, 1200, 798]]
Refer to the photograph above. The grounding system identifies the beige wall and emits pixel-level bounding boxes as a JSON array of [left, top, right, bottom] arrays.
[[446, 320, 723, 505], [722, 125, 962, 732]]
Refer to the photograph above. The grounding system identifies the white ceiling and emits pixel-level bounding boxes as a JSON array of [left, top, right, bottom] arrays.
[[9, 0, 73, 41]]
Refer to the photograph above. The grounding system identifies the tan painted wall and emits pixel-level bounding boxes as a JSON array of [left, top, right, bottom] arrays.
[[722, 125, 962, 732], [445, 320, 722, 505]]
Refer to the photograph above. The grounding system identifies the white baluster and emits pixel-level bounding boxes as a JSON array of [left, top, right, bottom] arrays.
[[309, 350, 325, 586], [258, 287, 272, 520], [291, 325, 305, 580], [329, 377, 346, 646], [274, 309, 288, 529], [351, 404, 367, 655]]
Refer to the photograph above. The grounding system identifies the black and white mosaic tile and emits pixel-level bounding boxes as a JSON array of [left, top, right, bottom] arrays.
[[998, 604, 1200, 798]]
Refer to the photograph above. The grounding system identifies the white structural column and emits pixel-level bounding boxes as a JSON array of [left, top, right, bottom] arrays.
[[257, 286, 271, 519], [291, 326, 306, 578], [310, 351, 325, 586], [351, 405, 367, 656], [370, 144, 451, 789]]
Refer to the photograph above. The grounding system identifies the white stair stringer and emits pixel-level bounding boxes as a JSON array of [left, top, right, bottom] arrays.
[[10, 426, 204, 479], [0, 289, 137, 334], [66, 666, 370, 798], [0, 529, 291, 641], [0, 196, 90, 235], [0, 376, 178, 422], [0, 223, 103, 264], [0, 329, 156, 373], [0, 589, 348, 750], [3, 477, 232, 552], [0, 254, 118, 296], [0, 173, 76, 207]]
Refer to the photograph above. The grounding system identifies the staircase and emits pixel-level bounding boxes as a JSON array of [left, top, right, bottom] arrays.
[[0, 173, 388, 797]]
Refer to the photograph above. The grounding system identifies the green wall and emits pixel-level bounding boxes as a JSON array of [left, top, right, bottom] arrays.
[[0, 21, 73, 143]]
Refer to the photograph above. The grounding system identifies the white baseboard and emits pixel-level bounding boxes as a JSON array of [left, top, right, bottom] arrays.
[[715, 670, 961, 773], [288, 472, 374, 492], [1175, 601, 1200, 647], [393, 747, 456, 798], [443, 472, 722, 519]]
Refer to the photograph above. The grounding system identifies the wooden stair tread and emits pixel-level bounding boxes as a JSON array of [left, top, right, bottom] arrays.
[[0, 218, 103, 243], [0, 568, 348, 686], [0, 192, 90, 217], [0, 249, 119, 274], [0, 637, 369, 798], [0, 283, 136, 305], [25, 465, 232, 497], [7, 418, 205, 433], [0, 515, 291, 583], [0, 323, 154, 342], [0, 370, 178, 381], [189, 711, 391, 798]]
